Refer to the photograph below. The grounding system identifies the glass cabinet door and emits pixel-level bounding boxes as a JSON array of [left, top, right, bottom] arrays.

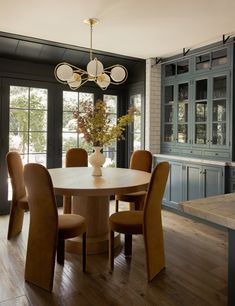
[[194, 78, 208, 145], [211, 75, 227, 146], [177, 82, 189, 144], [163, 85, 174, 142]]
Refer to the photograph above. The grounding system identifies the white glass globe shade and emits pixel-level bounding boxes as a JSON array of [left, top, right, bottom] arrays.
[[87, 58, 103, 77], [110, 66, 126, 82], [56, 64, 73, 81], [68, 73, 82, 89], [97, 73, 110, 89]]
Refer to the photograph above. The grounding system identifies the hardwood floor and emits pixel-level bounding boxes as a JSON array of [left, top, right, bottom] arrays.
[[0, 202, 227, 306]]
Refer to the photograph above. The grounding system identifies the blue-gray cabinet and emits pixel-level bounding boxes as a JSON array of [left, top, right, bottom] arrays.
[[155, 156, 225, 208], [161, 45, 232, 161]]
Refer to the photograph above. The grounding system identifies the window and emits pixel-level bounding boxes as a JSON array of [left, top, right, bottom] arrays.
[[130, 94, 142, 150], [9, 86, 48, 164], [9, 85, 48, 198], [62, 91, 94, 165], [103, 95, 118, 167]]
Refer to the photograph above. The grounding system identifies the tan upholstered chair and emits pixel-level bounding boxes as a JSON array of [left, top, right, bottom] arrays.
[[115, 150, 152, 212], [24, 163, 86, 292], [109, 161, 169, 281], [64, 148, 88, 214], [65, 148, 88, 168], [6, 151, 28, 240]]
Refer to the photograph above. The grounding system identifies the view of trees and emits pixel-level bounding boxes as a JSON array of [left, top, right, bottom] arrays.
[[9, 86, 47, 164]]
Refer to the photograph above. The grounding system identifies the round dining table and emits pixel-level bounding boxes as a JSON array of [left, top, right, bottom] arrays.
[[49, 167, 151, 254]]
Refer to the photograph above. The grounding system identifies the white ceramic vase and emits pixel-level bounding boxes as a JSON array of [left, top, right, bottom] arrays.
[[89, 147, 106, 176]]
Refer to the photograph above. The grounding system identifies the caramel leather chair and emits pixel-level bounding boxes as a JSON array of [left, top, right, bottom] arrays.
[[64, 148, 88, 214], [109, 161, 169, 281], [24, 163, 86, 292], [7, 151, 28, 240], [115, 150, 152, 212], [65, 148, 88, 168]]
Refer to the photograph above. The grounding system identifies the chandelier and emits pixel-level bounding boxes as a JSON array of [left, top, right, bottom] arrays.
[[54, 18, 128, 90]]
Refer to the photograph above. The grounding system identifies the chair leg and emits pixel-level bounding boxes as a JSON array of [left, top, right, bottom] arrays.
[[82, 232, 86, 272], [7, 203, 24, 240], [115, 200, 119, 212], [109, 230, 114, 271], [63, 196, 71, 214], [124, 234, 132, 257], [57, 239, 65, 265]]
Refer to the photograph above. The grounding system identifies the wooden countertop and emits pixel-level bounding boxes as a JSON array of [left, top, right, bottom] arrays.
[[179, 193, 235, 230]]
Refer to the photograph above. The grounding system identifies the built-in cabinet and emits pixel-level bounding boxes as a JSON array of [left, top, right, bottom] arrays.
[[154, 155, 225, 208], [158, 43, 234, 208], [162, 45, 232, 160]]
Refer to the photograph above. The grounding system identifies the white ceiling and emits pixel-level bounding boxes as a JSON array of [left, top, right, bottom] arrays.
[[0, 0, 235, 59]]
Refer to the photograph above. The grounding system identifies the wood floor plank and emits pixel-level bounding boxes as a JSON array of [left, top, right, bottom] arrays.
[[0, 203, 228, 306]]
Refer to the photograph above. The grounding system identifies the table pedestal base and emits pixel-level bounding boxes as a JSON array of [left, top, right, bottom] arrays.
[[65, 195, 120, 254]]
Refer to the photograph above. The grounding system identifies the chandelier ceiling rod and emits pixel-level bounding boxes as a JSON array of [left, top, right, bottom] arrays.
[[54, 18, 128, 91]]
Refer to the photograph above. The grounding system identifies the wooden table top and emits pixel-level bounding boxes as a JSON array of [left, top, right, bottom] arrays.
[[179, 193, 235, 230], [49, 167, 151, 197]]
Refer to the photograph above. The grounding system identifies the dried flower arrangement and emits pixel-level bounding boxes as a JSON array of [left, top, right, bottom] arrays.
[[73, 100, 135, 147]]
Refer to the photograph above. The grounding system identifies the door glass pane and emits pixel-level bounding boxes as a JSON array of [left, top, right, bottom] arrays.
[[196, 54, 210, 70], [177, 60, 189, 74], [165, 63, 176, 77], [103, 95, 118, 167], [178, 83, 188, 101], [195, 102, 207, 122], [178, 103, 188, 122], [165, 105, 173, 122], [165, 85, 173, 103], [196, 79, 207, 100], [9, 86, 48, 200], [213, 100, 226, 121], [212, 123, 226, 145], [195, 124, 207, 144], [9, 86, 48, 163], [62, 91, 94, 161], [178, 124, 188, 143], [164, 124, 174, 142], [212, 49, 227, 67], [213, 76, 226, 99]]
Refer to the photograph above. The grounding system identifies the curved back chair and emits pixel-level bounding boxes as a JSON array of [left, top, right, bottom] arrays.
[[24, 163, 86, 291], [64, 148, 88, 214], [115, 150, 152, 212], [6, 151, 28, 240], [109, 161, 169, 281], [65, 148, 88, 168]]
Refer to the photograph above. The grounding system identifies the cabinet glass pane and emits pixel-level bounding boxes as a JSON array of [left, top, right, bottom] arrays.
[[178, 103, 188, 122], [212, 123, 226, 145], [196, 79, 207, 100], [195, 124, 207, 144], [178, 83, 188, 101], [165, 64, 176, 77], [177, 60, 189, 74], [212, 49, 227, 67], [196, 54, 210, 70], [178, 124, 188, 143], [213, 100, 226, 121], [165, 105, 173, 122], [165, 85, 174, 103], [213, 76, 226, 99], [164, 125, 173, 142], [195, 102, 207, 122]]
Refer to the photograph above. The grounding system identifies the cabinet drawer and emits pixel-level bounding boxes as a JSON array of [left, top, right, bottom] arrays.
[[182, 149, 202, 156], [204, 151, 230, 159], [161, 147, 179, 154]]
